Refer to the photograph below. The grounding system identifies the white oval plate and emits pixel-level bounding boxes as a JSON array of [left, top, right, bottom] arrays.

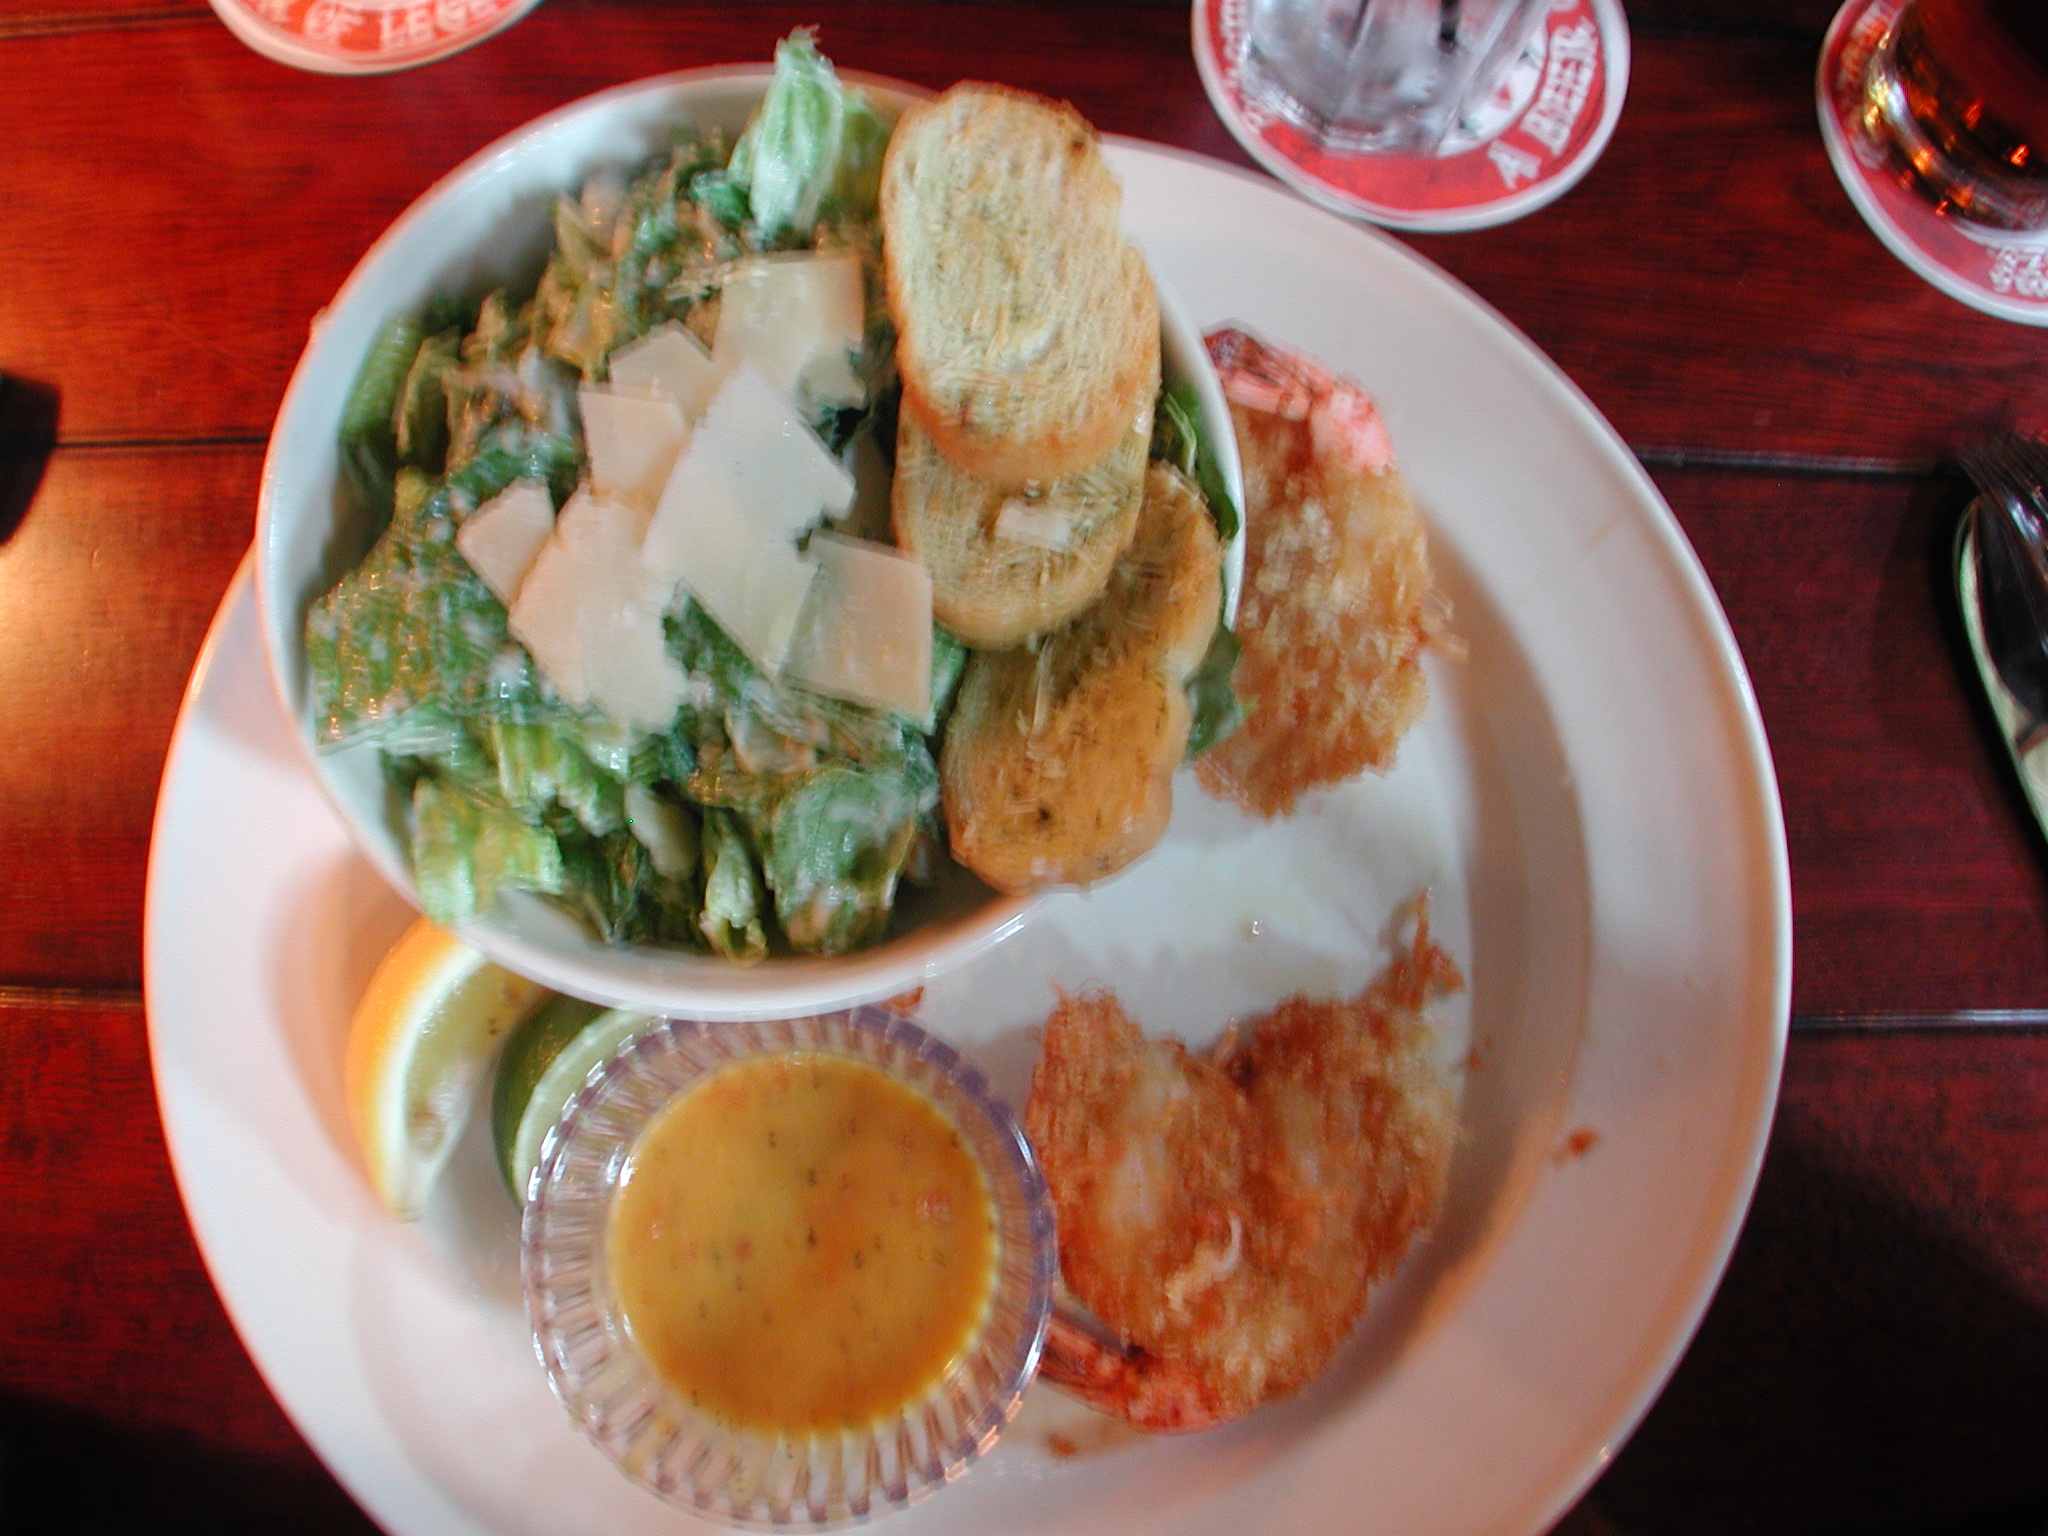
[[146, 141, 1789, 1536]]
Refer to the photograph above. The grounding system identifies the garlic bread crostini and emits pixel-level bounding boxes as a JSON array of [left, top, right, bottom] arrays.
[[881, 82, 1161, 487], [891, 399, 1151, 648], [939, 464, 1223, 892]]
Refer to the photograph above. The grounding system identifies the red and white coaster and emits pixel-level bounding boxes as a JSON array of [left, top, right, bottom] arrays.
[[208, 0, 542, 74], [1192, 0, 1630, 233], [1816, 0, 2048, 327]]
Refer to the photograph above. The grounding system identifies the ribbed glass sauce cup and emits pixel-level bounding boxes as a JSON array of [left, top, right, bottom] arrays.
[[522, 1008, 1056, 1528]]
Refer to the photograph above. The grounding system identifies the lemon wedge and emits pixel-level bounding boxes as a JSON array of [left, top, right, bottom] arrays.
[[344, 917, 552, 1220], [491, 998, 652, 1203]]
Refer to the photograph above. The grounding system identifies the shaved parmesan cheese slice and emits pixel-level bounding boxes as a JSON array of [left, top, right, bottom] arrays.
[[508, 488, 685, 733], [690, 361, 855, 540], [638, 362, 859, 677], [714, 252, 866, 409], [993, 497, 1075, 551], [608, 324, 722, 422], [644, 444, 819, 677], [457, 480, 554, 605], [786, 533, 934, 722], [578, 385, 689, 514]]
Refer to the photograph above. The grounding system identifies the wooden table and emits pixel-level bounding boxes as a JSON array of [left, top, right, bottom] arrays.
[[4, 0, 2046, 1528]]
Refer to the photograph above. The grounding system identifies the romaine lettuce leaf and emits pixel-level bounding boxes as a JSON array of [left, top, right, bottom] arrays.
[[1184, 622, 1244, 760], [762, 760, 929, 953], [728, 30, 892, 245], [338, 314, 419, 522], [483, 720, 625, 836], [533, 134, 740, 378], [929, 625, 967, 727], [627, 725, 696, 787], [410, 776, 567, 927], [1151, 382, 1244, 758], [394, 328, 459, 474], [699, 807, 768, 961], [1151, 380, 1242, 543], [554, 825, 699, 946], [304, 427, 578, 751]]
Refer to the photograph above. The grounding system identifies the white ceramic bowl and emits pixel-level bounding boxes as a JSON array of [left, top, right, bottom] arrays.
[[254, 66, 1244, 1019]]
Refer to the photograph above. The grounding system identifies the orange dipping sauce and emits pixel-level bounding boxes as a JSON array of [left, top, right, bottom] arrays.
[[606, 1052, 998, 1435]]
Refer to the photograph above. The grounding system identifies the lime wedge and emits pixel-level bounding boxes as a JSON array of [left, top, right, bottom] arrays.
[[344, 917, 551, 1221], [491, 998, 653, 1202]]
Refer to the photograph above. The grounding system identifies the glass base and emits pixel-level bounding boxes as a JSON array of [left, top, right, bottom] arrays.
[[1235, 0, 1548, 157], [1237, 44, 1456, 154]]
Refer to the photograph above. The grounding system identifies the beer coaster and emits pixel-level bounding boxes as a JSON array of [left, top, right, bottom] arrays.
[[1817, 0, 2048, 327], [207, 0, 543, 74], [1191, 0, 1630, 233]]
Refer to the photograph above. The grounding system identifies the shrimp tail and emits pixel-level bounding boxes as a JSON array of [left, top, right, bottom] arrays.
[[1038, 1307, 1234, 1434]]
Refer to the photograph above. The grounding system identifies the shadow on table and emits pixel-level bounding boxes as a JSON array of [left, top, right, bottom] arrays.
[[0, 1393, 380, 1534], [0, 374, 57, 547], [1861, 463, 1980, 770], [1557, 1130, 2048, 1536]]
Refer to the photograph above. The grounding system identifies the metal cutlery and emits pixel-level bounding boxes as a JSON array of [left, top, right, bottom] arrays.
[[1960, 433, 2048, 757]]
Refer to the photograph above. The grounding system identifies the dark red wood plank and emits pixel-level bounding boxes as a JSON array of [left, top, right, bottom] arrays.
[[5, 3, 2047, 463], [0, 0, 1851, 42], [1662, 463, 2048, 1015], [1627, 0, 1844, 34], [0, 445, 253, 993], [0, 2, 208, 28], [0, 994, 378, 1531], [1408, 30, 2048, 471], [0, 0, 1246, 448]]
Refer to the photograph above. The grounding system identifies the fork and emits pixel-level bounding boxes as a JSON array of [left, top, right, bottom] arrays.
[[1961, 434, 2048, 756]]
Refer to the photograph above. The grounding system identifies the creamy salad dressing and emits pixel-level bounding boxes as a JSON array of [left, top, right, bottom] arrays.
[[605, 1052, 998, 1434]]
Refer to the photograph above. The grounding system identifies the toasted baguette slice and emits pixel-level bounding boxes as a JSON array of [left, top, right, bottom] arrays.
[[883, 82, 1161, 487], [893, 399, 1151, 648], [940, 464, 1222, 892]]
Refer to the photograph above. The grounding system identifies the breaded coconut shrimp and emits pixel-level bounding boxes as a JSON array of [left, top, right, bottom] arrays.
[[1024, 911, 1461, 1431], [1196, 326, 1447, 818]]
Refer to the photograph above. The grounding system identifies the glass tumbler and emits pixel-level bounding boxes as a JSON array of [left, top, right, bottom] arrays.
[[1238, 0, 1553, 154], [1856, 0, 2048, 235]]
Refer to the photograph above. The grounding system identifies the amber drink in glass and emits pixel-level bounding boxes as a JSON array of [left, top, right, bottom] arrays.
[[1861, 0, 2048, 234]]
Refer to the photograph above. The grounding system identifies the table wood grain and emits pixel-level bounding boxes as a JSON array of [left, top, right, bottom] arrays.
[[4, 0, 2046, 1530], [6, 5, 2046, 458]]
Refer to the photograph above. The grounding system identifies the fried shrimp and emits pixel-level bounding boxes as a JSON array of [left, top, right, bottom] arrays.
[[1025, 912, 1461, 1431], [1196, 326, 1445, 818]]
